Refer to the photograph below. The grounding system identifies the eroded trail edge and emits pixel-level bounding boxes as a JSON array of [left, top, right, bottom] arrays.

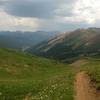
[[75, 72, 99, 100]]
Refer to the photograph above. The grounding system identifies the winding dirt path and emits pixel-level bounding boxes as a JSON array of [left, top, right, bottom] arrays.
[[75, 72, 99, 100]]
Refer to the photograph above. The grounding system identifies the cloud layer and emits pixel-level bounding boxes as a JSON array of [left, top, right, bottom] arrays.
[[0, 0, 100, 31]]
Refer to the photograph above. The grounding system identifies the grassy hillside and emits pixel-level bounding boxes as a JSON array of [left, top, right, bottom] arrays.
[[27, 28, 100, 62], [0, 49, 75, 100], [0, 48, 100, 100]]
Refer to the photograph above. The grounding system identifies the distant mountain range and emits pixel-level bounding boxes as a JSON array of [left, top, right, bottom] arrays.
[[27, 28, 100, 62], [0, 31, 58, 50]]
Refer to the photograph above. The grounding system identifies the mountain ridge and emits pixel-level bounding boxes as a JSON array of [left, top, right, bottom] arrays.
[[27, 28, 100, 62], [0, 31, 59, 50]]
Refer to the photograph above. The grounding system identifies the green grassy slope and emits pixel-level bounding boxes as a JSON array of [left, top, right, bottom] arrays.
[[0, 49, 100, 100], [28, 28, 100, 62], [0, 49, 75, 100]]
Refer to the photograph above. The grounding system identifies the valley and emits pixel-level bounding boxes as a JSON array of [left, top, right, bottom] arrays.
[[0, 31, 58, 50], [0, 28, 100, 100], [0, 0, 100, 99]]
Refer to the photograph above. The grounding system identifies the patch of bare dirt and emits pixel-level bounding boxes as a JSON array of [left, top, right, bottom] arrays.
[[75, 72, 99, 100], [71, 59, 88, 68], [23, 93, 31, 100]]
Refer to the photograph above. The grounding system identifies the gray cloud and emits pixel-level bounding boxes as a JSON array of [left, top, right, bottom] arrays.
[[0, 0, 6, 6], [1, 0, 75, 18], [0, 0, 98, 32]]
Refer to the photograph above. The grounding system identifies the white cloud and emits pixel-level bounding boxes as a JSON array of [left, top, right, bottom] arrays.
[[73, 0, 100, 24], [57, 0, 100, 26], [0, 0, 100, 31], [0, 8, 40, 31]]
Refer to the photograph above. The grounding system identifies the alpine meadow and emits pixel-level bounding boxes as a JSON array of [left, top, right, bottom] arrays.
[[0, 0, 100, 100]]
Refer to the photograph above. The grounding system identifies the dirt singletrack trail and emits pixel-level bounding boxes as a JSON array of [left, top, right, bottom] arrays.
[[75, 72, 99, 100]]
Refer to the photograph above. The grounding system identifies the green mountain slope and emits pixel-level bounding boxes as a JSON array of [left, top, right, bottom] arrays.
[[0, 49, 100, 100], [27, 28, 100, 62], [0, 48, 75, 100]]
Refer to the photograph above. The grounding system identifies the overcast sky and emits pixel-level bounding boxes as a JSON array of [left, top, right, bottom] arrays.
[[0, 0, 100, 31]]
